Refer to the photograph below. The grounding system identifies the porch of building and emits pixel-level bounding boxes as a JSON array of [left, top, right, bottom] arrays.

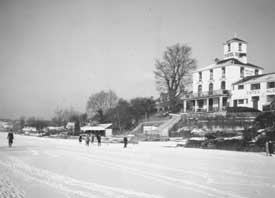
[[183, 90, 230, 113]]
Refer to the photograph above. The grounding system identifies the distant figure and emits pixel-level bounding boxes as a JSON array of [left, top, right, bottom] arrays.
[[79, 135, 82, 143], [96, 134, 101, 146], [91, 134, 95, 144], [7, 132, 14, 147], [123, 136, 128, 148], [268, 141, 274, 156], [266, 141, 270, 156], [86, 135, 90, 146]]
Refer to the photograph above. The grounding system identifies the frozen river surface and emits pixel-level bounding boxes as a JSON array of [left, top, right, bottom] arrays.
[[0, 132, 275, 198]]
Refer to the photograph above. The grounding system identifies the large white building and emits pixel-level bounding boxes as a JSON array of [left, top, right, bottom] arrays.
[[183, 37, 266, 112]]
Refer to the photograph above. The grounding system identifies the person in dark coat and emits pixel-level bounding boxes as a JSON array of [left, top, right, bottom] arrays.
[[79, 135, 82, 143], [123, 136, 128, 148], [96, 134, 101, 146], [91, 134, 95, 144], [268, 141, 274, 156], [86, 135, 90, 146], [7, 132, 14, 147], [266, 140, 270, 156]]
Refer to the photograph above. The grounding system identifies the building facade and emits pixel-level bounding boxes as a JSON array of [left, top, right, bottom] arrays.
[[231, 73, 275, 111], [183, 37, 264, 113]]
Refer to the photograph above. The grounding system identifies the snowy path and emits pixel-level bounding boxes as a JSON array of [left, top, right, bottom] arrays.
[[0, 133, 275, 198]]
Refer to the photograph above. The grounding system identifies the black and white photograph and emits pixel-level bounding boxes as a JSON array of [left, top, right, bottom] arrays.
[[0, 0, 275, 197]]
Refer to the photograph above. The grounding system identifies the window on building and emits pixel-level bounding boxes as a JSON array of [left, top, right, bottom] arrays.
[[255, 69, 259, 75], [221, 81, 226, 90], [238, 85, 244, 90], [210, 69, 213, 80], [240, 67, 244, 78], [267, 82, 275, 89], [234, 100, 238, 107], [209, 83, 213, 95], [251, 83, 260, 90], [267, 95, 275, 103], [199, 72, 202, 81], [238, 99, 244, 104], [198, 85, 202, 93], [222, 67, 226, 78], [238, 43, 242, 51], [228, 43, 231, 52]]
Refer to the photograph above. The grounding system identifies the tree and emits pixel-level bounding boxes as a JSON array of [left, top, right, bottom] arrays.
[[254, 112, 275, 129], [104, 99, 134, 133], [130, 97, 156, 122], [26, 117, 49, 131], [52, 107, 65, 126], [52, 106, 79, 126], [74, 120, 80, 135], [79, 113, 87, 122], [68, 113, 81, 135], [154, 43, 197, 112], [86, 90, 118, 119], [19, 116, 25, 131], [92, 109, 105, 123]]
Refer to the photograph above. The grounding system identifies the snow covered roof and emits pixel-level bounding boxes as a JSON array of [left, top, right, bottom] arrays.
[[98, 123, 112, 129], [195, 58, 263, 73], [216, 58, 262, 69], [81, 123, 112, 132], [22, 127, 37, 132], [233, 72, 275, 85], [47, 126, 65, 131], [194, 64, 216, 72], [225, 37, 247, 44], [191, 128, 207, 136]]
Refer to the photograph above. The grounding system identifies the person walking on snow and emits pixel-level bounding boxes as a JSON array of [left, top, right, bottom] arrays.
[[7, 132, 14, 147], [79, 135, 82, 143], [266, 140, 270, 156], [268, 140, 274, 156], [96, 134, 101, 146], [123, 136, 128, 148], [91, 134, 95, 145], [86, 135, 90, 146]]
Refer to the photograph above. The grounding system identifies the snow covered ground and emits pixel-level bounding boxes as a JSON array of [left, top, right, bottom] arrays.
[[0, 132, 275, 198]]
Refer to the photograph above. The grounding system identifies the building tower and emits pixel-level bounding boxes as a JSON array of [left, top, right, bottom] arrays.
[[223, 37, 248, 64]]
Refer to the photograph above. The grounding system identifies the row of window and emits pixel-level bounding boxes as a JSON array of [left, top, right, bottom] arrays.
[[227, 42, 242, 52], [237, 99, 248, 105], [199, 67, 259, 81], [199, 67, 226, 81], [198, 81, 226, 93], [235, 95, 275, 105], [237, 81, 275, 90]]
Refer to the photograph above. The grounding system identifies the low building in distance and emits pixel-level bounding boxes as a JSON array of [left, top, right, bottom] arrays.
[[81, 123, 113, 137]]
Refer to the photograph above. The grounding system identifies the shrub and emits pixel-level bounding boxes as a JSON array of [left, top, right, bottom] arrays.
[[205, 133, 216, 139], [169, 130, 191, 138], [254, 112, 275, 129], [215, 139, 247, 151], [242, 128, 257, 142], [185, 139, 205, 148], [227, 107, 261, 113]]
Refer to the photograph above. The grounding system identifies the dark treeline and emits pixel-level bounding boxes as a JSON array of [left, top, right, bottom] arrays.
[[13, 91, 157, 135]]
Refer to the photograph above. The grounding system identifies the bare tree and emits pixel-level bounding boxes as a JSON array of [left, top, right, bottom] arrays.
[[52, 106, 79, 126], [154, 43, 196, 112], [86, 90, 118, 119]]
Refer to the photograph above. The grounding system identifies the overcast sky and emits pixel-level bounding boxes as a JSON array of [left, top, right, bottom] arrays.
[[0, 0, 274, 119]]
